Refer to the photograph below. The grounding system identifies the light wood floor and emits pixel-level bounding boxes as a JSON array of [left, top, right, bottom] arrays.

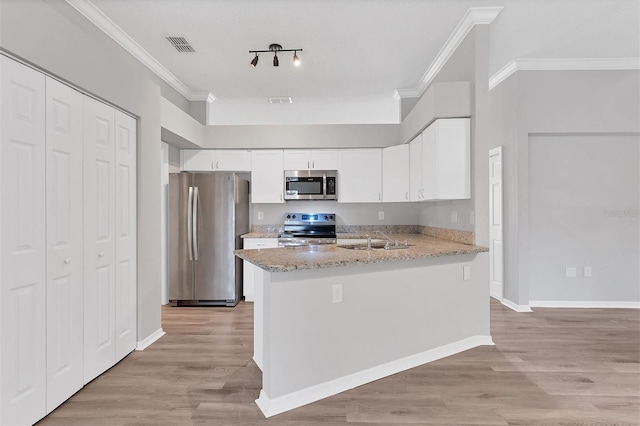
[[37, 299, 640, 426]]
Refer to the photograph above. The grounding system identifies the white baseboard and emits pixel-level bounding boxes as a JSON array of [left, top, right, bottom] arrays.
[[530, 300, 640, 309], [255, 334, 494, 418], [489, 282, 503, 300], [501, 298, 533, 313], [136, 328, 166, 351]]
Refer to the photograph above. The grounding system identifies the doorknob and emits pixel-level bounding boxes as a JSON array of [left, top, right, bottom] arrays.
[[64, 257, 72, 264], [98, 251, 105, 257]]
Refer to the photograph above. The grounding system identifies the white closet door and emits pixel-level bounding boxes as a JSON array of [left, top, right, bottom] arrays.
[[45, 77, 84, 411], [83, 96, 116, 384], [0, 56, 47, 425], [114, 110, 137, 361]]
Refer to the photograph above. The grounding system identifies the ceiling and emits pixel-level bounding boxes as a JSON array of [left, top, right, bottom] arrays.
[[79, 0, 638, 125]]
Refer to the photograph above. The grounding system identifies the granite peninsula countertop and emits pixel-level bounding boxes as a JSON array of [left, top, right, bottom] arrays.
[[234, 233, 488, 273]]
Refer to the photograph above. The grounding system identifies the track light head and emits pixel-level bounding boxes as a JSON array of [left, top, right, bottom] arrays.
[[293, 51, 300, 67], [250, 53, 259, 67], [273, 53, 279, 67]]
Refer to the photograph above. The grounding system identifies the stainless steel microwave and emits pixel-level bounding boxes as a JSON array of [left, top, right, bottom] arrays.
[[284, 170, 337, 201]]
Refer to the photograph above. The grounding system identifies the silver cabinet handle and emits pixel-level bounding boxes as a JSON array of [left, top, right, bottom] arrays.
[[187, 186, 194, 261], [211, 161, 215, 170], [193, 186, 199, 261], [216, 161, 219, 169], [405, 192, 408, 200], [312, 161, 315, 168], [307, 160, 310, 169], [64, 257, 72, 264]]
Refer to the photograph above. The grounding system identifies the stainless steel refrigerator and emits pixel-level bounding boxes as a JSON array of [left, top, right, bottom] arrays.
[[168, 172, 249, 306]]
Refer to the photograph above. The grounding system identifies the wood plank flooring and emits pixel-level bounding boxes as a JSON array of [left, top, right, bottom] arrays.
[[37, 299, 640, 426]]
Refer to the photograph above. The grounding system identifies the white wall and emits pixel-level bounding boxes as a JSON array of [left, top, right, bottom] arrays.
[[528, 134, 639, 303], [251, 201, 420, 228], [489, 69, 640, 306]]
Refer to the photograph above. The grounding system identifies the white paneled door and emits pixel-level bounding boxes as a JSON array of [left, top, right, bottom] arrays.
[[83, 96, 117, 384], [114, 111, 137, 362], [45, 77, 85, 412], [489, 146, 504, 300], [0, 55, 47, 426]]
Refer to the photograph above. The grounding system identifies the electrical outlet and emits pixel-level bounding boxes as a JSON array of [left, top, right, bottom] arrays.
[[332, 284, 343, 303], [565, 267, 577, 278], [378, 211, 384, 220], [463, 265, 471, 281], [257, 211, 264, 221], [451, 211, 458, 223], [584, 266, 592, 277]]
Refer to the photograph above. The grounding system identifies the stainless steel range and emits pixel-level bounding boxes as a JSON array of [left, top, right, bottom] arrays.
[[277, 212, 337, 247]]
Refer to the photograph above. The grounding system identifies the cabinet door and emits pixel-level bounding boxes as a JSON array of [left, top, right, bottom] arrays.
[[283, 150, 310, 170], [310, 150, 338, 170], [437, 118, 470, 199], [242, 238, 278, 302], [0, 55, 47, 426], [45, 77, 84, 412], [338, 149, 382, 203], [114, 111, 137, 361], [215, 150, 251, 171], [182, 150, 215, 171], [382, 144, 409, 202], [251, 150, 284, 203], [83, 96, 116, 384], [409, 134, 422, 201], [421, 123, 438, 201]]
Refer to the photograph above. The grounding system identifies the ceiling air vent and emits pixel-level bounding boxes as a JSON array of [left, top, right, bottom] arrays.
[[166, 36, 195, 53], [268, 97, 293, 104]]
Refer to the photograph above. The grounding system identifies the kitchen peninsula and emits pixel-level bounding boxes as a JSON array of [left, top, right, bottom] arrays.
[[235, 233, 491, 418]]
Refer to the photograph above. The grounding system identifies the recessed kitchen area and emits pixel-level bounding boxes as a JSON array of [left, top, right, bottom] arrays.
[[1, 1, 638, 425]]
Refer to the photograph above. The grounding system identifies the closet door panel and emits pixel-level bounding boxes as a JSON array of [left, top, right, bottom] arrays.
[[115, 110, 137, 361], [45, 77, 84, 411], [83, 96, 116, 384], [0, 55, 47, 426]]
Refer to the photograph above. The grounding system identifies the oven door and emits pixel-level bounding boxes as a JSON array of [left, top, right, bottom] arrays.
[[284, 171, 326, 200]]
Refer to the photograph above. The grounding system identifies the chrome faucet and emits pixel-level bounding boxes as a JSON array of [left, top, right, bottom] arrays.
[[375, 230, 409, 250]]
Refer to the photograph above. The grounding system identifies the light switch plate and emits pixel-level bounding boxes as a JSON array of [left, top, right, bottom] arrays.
[[378, 211, 384, 220], [332, 284, 343, 303], [584, 266, 592, 277], [565, 267, 577, 278], [257, 211, 264, 221], [451, 211, 458, 223]]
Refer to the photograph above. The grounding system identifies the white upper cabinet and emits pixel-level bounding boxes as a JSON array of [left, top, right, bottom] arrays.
[[283, 149, 338, 170], [338, 149, 382, 203], [182, 149, 251, 171], [410, 118, 470, 202], [382, 144, 410, 202], [409, 133, 423, 201], [251, 150, 284, 203]]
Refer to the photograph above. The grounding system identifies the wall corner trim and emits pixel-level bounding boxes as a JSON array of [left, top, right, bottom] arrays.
[[65, 0, 212, 102], [255, 335, 494, 418], [501, 298, 533, 313], [136, 328, 166, 351], [395, 6, 503, 100], [489, 58, 640, 91]]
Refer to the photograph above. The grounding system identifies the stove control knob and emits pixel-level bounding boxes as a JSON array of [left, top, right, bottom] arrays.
[[324, 215, 328, 220], [329, 215, 334, 220], [292, 214, 296, 219], [286, 214, 291, 219]]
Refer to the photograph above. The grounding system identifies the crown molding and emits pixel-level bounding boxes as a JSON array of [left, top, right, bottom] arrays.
[[65, 0, 211, 102], [394, 6, 504, 100], [190, 92, 217, 103], [489, 58, 640, 90]]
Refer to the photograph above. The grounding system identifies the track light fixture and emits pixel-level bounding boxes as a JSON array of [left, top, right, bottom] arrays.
[[249, 43, 302, 67]]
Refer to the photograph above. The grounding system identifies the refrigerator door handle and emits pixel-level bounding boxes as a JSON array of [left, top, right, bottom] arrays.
[[193, 186, 200, 261], [187, 186, 194, 261]]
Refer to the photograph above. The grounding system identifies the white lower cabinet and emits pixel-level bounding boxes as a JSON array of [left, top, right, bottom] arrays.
[[0, 55, 137, 426], [242, 238, 278, 302]]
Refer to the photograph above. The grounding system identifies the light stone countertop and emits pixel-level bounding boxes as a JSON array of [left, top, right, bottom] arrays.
[[234, 233, 488, 273]]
